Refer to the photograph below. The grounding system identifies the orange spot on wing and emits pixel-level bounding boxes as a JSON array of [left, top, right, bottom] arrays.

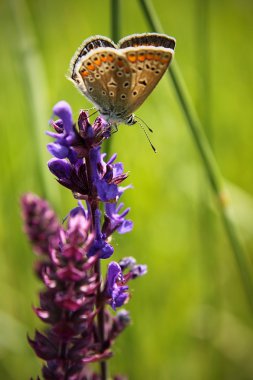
[[93, 57, 101, 66], [138, 54, 146, 62], [108, 54, 115, 62], [81, 70, 89, 77], [87, 63, 95, 71], [147, 53, 154, 60], [101, 55, 107, 62], [128, 54, 136, 62]]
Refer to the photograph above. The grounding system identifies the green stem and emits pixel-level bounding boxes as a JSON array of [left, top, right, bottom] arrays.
[[138, 0, 253, 312], [111, 0, 121, 43], [103, 0, 121, 157], [85, 151, 108, 380]]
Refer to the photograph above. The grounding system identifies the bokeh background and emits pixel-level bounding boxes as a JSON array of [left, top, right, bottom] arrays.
[[1, 0, 253, 379]]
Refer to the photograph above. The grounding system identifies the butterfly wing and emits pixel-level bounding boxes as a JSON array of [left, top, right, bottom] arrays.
[[118, 32, 176, 50], [70, 45, 135, 121], [118, 46, 174, 116], [69, 36, 118, 107], [70, 35, 117, 80], [116, 33, 175, 116]]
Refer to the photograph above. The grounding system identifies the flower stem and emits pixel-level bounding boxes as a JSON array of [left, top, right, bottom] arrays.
[[138, 0, 253, 312], [86, 151, 108, 380], [95, 258, 108, 380]]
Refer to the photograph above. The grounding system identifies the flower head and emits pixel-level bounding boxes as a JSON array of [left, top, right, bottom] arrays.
[[23, 101, 147, 379]]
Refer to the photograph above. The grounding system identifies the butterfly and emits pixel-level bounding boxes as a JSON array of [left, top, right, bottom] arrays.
[[69, 33, 176, 126]]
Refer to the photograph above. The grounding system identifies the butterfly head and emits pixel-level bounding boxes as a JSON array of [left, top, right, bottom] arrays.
[[99, 110, 137, 126]]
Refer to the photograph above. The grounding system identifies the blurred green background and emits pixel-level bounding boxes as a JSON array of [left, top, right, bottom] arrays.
[[1, 0, 253, 379]]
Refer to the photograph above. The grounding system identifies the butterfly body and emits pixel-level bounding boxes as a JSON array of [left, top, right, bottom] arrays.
[[69, 33, 176, 125]]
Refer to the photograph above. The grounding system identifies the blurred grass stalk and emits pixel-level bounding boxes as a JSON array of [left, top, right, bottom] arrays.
[[99, 4, 122, 380], [9, 0, 59, 206], [139, 0, 253, 313], [103, 0, 122, 157], [111, 0, 121, 43]]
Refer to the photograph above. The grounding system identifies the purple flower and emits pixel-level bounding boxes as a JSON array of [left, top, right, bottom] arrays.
[[47, 101, 79, 163], [48, 104, 129, 203], [103, 200, 133, 237], [23, 197, 117, 377], [119, 256, 148, 280], [88, 209, 114, 259], [23, 101, 147, 379], [48, 158, 89, 199], [106, 258, 147, 310], [21, 193, 60, 256], [106, 262, 129, 310]]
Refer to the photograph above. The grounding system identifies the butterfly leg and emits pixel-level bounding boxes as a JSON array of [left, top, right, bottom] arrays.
[[110, 124, 118, 134]]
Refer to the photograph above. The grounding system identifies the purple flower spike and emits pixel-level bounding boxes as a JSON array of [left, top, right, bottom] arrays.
[[21, 193, 60, 256], [23, 102, 147, 379]]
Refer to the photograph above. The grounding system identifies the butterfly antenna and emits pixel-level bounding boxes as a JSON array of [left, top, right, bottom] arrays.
[[135, 115, 154, 133], [87, 109, 99, 119], [135, 116, 157, 153]]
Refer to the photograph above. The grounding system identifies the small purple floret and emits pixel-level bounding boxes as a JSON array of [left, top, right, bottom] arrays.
[[107, 262, 129, 310]]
